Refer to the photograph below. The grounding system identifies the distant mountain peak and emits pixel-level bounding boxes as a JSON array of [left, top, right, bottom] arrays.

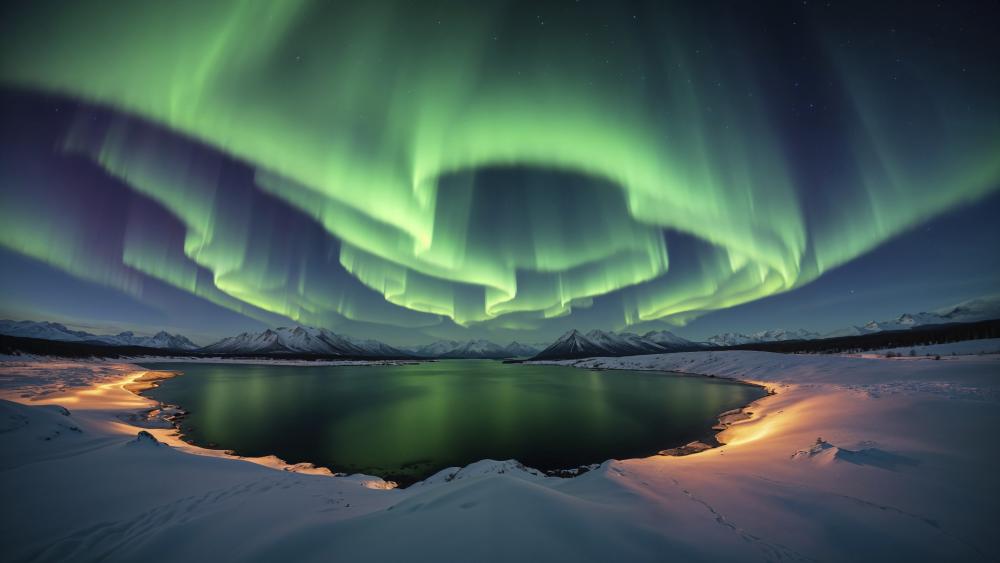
[[641, 330, 692, 347], [703, 296, 1000, 344], [407, 338, 541, 359], [532, 328, 700, 360], [705, 328, 821, 347], [199, 326, 405, 357], [0, 320, 198, 350], [821, 298, 1000, 339]]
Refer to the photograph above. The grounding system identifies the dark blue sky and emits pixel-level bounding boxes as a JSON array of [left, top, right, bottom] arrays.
[[1, 1, 998, 345]]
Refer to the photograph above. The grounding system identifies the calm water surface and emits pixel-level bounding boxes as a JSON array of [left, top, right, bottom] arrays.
[[142, 360, 765, 484]]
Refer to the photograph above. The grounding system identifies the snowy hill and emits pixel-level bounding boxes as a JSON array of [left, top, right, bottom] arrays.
[[199, 326, 406, 357], [0, 320, 198, 350]]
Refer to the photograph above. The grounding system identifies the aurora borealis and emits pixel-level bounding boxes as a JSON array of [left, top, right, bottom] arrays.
[[1, 0, 998, 344]]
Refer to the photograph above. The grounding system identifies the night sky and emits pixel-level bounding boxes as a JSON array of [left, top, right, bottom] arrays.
[[1, 0, 998, 345]]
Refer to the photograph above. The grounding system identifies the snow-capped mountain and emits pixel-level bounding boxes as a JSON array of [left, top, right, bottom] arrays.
[[199, 326, 406, 357], [825, 315, 936, 338], [444, 339, 509, 358], [410, 340, 463, 357], [340, 336, 405, 357], [532, 329, 700, 360], [824, 296, 1000, 338], [704, 333, 747, 347], [699, 297, 1000, 344], [532, 330, 601, 359], [0, 320, 93, 342], [98, 330, 200, 350], [706, 328, 820, 347], [642, 330, 697, 348], [0, 320, 198, 350], [586, 330, 666, 355], [408, 339, 539, 358], [935, 297, 1000, 322], [502, 341, 540, 358]]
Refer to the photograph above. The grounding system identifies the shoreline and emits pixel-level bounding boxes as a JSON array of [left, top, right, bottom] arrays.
[[3, 351, 997, 560], [125, 360, 773, 486], [659, 383, 776, 456], [532, 360, 778, 457], [127, 369, 384, 481], [127, 367, 362, 481], [0, 363, 394, 485]]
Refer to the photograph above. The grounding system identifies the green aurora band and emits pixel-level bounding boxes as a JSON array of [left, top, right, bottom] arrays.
[[1, 1, 998, 337]]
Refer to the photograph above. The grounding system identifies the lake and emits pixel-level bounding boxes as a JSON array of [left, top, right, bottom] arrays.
[[141, 360, 765, 485]]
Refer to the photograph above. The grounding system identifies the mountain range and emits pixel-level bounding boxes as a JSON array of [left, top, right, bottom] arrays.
[[0, 321, 537, 358], [194, 330, 542, 359], [532, 296, 1000, 359], [824, 298, 1000, 337], [713, 296, 1000, 345], [406, 339, 541, 359], [3, 296, 997, 359], [198, 326, 408, 357], [0, 320, 198, 350], [532, 329, 701, 360], [705, 329, 822, 347]]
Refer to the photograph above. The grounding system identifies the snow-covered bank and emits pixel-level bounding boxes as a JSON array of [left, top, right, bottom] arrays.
[[532, 349, 1000, 400], [2, 352, 999, 562], [0, 359, 383, 479]]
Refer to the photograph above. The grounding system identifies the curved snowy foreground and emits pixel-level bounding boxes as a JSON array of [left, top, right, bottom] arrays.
[[1, 351, 999, 562]]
